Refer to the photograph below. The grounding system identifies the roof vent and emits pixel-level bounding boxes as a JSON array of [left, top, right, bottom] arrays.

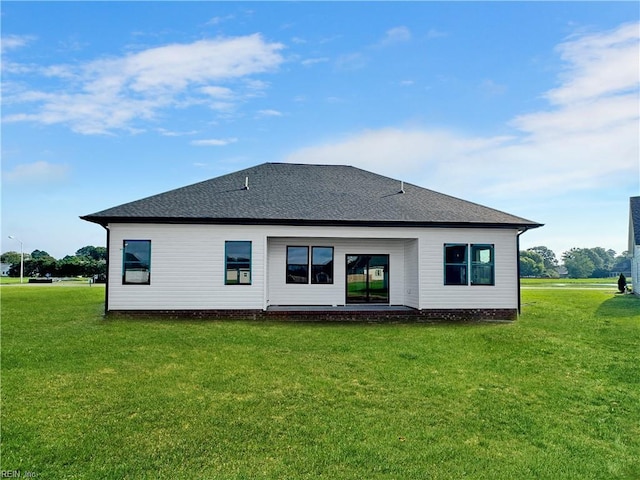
[[243, 176, 249, 190], [399, 180, 405, 194]]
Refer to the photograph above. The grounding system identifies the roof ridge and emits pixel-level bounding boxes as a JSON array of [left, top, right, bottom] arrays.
[[267, 161, 354, 168]]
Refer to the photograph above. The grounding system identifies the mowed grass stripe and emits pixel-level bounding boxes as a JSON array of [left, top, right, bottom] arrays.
[[1, 286, 638, 479]]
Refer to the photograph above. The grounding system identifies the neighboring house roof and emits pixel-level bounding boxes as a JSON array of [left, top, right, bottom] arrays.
[[631, 196, 640, 248], [81, 162, 543, 230]]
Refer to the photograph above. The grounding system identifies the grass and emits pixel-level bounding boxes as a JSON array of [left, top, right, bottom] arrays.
[[521, 277, 630, 288], [1, 284, 639, 479]]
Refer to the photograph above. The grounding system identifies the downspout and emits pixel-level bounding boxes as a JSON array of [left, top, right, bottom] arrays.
[[102, 224, 110, 316], [263, 235, 268, 311], [516, 227, 529, 315]]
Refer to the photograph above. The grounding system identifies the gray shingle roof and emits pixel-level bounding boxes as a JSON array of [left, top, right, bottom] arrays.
[[631, 196, 640, 246], [81, 162, 542, 229]]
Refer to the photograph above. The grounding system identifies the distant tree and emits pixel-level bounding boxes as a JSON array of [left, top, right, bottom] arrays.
[[82, 257, 106, 277], [30, 249, 52, 260], [528, 246, 559, 271], [563, 248, 595, 278], [75, 246, 107, 261], [57, 255, 87, 277], [526, 246, 559, 277], [520, 250, 545, 277], [612, 251, 632, 274], [590, 247, 616, 277], [22, 253, 57, 278], [1, 251, 23, 266]]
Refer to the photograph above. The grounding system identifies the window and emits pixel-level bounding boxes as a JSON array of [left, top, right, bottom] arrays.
[[123, 240, 151, 284], [286, 246, 335, 284], [444, 244, 467, 285], [471, 244, 494, 285], [311, 247, 334, 284], [286, 246, 309, 284], [225, 241, 251, 285], [444, 244, 495, 286]]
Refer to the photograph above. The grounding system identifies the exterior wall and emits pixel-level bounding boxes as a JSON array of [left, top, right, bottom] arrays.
[[629, 210, 639, 294], [267, 237, 408, 306], [418, 229, 518, 309], [106, 223, 520, 312], [107, 224, 267, 310], [404, 239, 420, 308], [633, 244, 640, 294]]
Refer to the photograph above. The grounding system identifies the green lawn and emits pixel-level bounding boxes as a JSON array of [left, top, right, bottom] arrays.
[[521, 277, 628, 288], [1, 285, 638, 479]]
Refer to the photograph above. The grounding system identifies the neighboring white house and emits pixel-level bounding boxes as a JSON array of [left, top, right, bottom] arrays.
[[1, 263, 11, 277], [629, 196, 640, 294], [81, 163, 543, 320]]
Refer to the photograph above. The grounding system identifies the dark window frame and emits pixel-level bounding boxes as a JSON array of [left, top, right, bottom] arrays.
[[444, 243, 496, 286], [470, 244, 495, 286], [286, 246, 309, 284], [122, 239, 151, 285], [311, 246, 334, 284], [225, 241, 252, 285], [444, 243, 468, 286]]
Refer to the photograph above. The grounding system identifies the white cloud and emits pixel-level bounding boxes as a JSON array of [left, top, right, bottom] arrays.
[[335, 52, 368, 71], [284, 128, 513, 193], [285, 22, 639, 202], [200, 86, 234, 99], [243, 79, 271, 96], [122, 36, 282, 92], [206, 15, 235, 26], [301, 57, 330, 67], [157, 128, 199, 137], [3, 161, 70, 183], [191, 138, 238, 146], [546, 22, 639, 105], [379, 26, 411, 46], [1, 34, 36, 53], [479, 79, 507, 96], [3, 34, 285, 134], [256, 109, 283, 118]]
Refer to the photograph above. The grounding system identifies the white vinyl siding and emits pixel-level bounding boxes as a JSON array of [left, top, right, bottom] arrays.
[[404, 239, 419, 309], [419, 229, 517, 309], [108, 224, 265, 310], [106, 223, 519, 311], [632, 244, 640, 294], [267, 237, 406, 306]]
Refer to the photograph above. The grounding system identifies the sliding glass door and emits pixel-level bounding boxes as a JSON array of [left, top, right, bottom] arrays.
[[346, 254, 389, 304]]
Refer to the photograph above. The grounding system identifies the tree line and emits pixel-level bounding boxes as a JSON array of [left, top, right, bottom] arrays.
[[520, 246, 631, 279], [1, 246, 106, 278]]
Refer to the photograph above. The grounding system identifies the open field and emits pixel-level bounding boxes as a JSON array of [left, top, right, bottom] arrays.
[[1, 284, 638, 479], [521, 277, 629, 289]]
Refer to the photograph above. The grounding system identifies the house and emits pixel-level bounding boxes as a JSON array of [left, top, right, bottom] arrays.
[[1, 263, 11, 277], [629, 196, 640, 294], [81, 163, 543, 320]]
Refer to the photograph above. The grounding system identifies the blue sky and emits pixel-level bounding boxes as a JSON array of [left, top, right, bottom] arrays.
[[2, 2, 639, 260]]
